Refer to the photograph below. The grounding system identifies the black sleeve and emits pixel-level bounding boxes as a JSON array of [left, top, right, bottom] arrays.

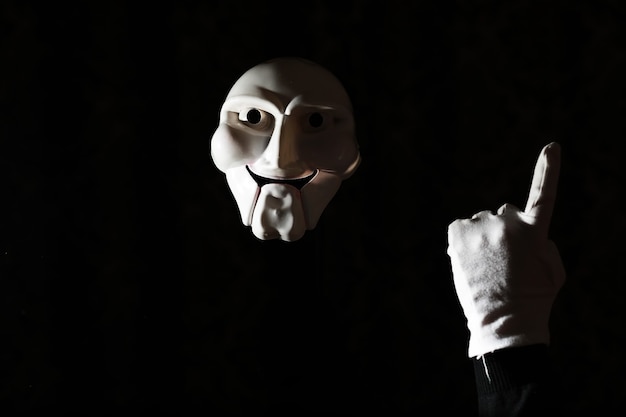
[[473, 344, 557, 416]]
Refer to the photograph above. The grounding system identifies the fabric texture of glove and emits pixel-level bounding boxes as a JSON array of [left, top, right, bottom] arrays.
[[447, 143, 566, 358]]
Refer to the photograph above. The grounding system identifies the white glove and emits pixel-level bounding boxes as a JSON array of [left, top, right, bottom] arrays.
[[447, 143, 566, 358]]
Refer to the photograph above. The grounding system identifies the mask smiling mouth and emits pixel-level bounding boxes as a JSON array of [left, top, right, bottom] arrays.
[[246, 166, 318, 190]]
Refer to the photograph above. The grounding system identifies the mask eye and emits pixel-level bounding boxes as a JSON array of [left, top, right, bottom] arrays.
[[308, 112, 324, 128], [238, 108, 273, 131], [302, 111, 331, 132]]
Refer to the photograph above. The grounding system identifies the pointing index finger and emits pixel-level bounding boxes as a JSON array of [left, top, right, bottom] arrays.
[[523, 142, 561, 234]]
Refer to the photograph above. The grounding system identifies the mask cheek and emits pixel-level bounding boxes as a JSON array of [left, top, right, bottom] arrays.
[[211, 125, 268, 172], [300, 133, 360, 178], [301, 171, 342, 229]]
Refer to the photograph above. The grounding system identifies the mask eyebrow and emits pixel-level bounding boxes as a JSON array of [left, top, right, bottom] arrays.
[[221, 95, 282, 115], [285, 95, 352, 117]]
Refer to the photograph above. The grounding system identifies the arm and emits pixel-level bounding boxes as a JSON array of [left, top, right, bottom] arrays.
[[447, 143, 566, 415], [473, 344, 554, 416]]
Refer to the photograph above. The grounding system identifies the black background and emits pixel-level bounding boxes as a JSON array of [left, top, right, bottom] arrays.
[[2, 0, 625, 414]]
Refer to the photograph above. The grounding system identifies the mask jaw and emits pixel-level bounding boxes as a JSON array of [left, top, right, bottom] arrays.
[[225, 166, 344, 242], [225, 166, 258, 226]]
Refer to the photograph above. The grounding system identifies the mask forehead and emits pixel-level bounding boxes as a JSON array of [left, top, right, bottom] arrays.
[[225, 58, 353, 111]]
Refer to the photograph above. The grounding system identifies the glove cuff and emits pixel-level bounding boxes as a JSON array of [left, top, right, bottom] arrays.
[[467, 306, 551, 358]]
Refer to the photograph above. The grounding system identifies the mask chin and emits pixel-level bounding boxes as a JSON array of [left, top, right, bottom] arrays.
[[251, 183, 306, 242]]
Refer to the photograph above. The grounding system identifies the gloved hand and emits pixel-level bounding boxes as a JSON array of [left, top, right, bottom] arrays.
[[447, 142, 566, 358]]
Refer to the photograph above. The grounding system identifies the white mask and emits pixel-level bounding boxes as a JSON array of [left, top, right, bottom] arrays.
[[210, 57, 361, 241]]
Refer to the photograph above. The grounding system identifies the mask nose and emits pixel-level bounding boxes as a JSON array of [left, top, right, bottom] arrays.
[[252, 116, 311, 179]]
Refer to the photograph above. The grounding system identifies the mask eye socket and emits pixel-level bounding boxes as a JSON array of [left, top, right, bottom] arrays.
[[237, 108, 274, 131], [302, 111, 332, 132]]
